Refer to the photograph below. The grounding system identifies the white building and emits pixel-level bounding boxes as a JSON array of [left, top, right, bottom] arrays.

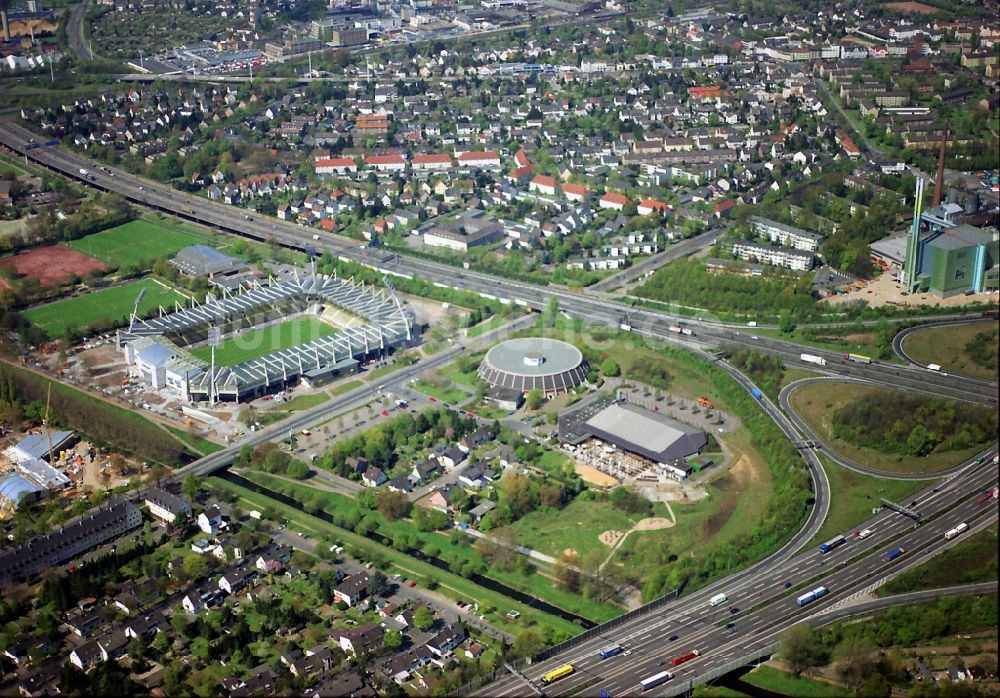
[[730, 240, 815, 271]]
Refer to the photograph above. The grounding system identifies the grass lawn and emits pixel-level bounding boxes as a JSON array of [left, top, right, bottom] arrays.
[[25, 277, 189, 338], [439, 357, 484, 388], [878, 523, 998, 596], [0, 219, 27, 238], [64, 218, 211, 267], [236, 470, 624, 623], [902, 320, 998, 381], [511, 498, 642, 561], [364, 352, 418, 381], [412, 378, 471, 405], [788, 381, 989, 475], [693, 686, 750, 698], [329, 379, 363, 396], [209, 476, 586, 640], [278, 393, 330, 412], [189, 318, 337, 366], [164, 426, 224, 455], [808, 453, 928, 547], [742, 666, 850, 698], [467, 314, 509, 338]]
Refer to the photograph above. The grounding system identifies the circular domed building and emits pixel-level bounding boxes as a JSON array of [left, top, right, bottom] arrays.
[[478, 337, 589, 396]]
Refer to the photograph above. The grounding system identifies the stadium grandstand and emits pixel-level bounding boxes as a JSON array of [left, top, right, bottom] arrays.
[[118, 273, 412, 403]]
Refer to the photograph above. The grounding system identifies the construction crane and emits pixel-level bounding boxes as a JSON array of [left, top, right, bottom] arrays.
[[128, 287, 147, 333], [44, 383, 53, 465]]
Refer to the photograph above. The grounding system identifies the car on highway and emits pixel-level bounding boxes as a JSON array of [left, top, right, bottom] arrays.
[[729, 607, 739, 614], [725, 623, 736, 633], [668, 635, 678, 642]]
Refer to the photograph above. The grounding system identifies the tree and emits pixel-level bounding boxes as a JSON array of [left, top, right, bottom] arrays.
[[600, 358, 621, 377], [476, 527, 519, 571], [182, 554, 209, 581], [525, 388, 544, 411], [181, 473, 202, 502], [368, 570, 390, 598], [413, 605, 435, 632], [383, 629, 403, 650], [376, 489, 411, 522], [778, 623, 820, 677], [553, 550, 581, 592], [511, 627, 545, 659], [500, 473, 537, 519], [286, 460, 310, 479], [834, 636, 879, 692]]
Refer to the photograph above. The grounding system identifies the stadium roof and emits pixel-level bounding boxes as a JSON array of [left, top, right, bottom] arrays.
[[583, 403, 706, 463], [125, 274, 411, 398]]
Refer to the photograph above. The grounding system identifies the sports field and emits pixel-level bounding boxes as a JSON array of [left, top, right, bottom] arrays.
[[189, 317, 337, 366], [64, 218, 211, 268], [25, 278, 189, 338]]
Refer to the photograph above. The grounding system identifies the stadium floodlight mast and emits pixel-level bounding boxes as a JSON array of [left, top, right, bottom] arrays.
[[208, 326, 221, 406]]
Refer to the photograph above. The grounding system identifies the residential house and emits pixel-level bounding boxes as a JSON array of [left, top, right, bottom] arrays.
[[457, 464, 491, 490], [600, 192, 629, 211], [426, 624, 466, 657], [123, 611, 167, 641], [334, 573, 370, 608], [410, 457, 443, 484], [383, 645, 434, 684], [437, 446, 466, 469], [458, 427, 493, 453], [143, 487, 192, 524], [219, 566, 258, 595], [198, 505, 223, 535], [337, 623, 384, 656], [362, 466, 387, 488]]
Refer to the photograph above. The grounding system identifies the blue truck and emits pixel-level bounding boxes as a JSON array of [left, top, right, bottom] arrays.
[[599, 645, 623, 659], [796, 586, 829, 607], [886, 547, 905, 562]]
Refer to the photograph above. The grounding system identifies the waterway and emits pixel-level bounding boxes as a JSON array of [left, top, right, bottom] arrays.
[[217, 469, 598, 629]]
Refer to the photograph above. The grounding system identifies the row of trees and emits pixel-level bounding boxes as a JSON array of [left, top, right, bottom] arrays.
[[832, 392, 998, 457], [0, 364, 188, 464], [637, 258, 818, 319]]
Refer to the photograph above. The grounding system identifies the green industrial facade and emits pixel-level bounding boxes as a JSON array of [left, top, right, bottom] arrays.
[[907, 224, 999, 298]]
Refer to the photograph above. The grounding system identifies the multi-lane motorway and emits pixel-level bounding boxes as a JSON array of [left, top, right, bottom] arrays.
[[2, 120, 998, 694], [480, 454, 998, 697]]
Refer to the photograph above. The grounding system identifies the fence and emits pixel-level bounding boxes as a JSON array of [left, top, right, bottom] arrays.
[[656, 643, 777, 697], [531, 583, 683, 663]]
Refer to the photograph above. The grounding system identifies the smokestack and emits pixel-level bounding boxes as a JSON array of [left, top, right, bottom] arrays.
[[932, 122, 949, 208], [2, 11, 10, 43]]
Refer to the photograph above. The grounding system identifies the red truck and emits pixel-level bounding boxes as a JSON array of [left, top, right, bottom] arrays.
[[670, 650, 700, 667]]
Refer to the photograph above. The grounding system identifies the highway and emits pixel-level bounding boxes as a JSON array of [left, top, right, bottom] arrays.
[[2, 119, 998, 693], [479, 454, 998, 697], [1, 118, 995, 408]]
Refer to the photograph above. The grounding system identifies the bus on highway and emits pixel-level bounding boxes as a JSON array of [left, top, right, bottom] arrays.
[[541, 664, 575, 684], [599, 645, 623, 659], [819, 534, 846, 553], [640, 671, 673, 691]]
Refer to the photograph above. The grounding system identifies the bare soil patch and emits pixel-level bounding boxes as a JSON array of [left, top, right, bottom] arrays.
[[633, 517, 674, 531], [599, 530, 625, 547], [884, 1, 939, 14], [0, 246, 107, 287], [705, 454, 755, 535], [574, 462, 619, 488]]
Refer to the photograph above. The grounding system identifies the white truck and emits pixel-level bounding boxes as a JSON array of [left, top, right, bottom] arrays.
[[709, 593, 728, 607], [800, 353, 827, 367]]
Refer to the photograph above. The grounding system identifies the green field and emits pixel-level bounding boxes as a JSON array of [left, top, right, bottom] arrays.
[[65, 218, 211, 268], [878, 523, 998, 596], [511, 497, 645, 562], [209, 476, 586, 641], [809, 454, 927, 547], [788, 381, 988, 474], [189, 317, 337, 366], [742, 666, 850, 698], [902, 320, 999, 381], [412, 378, 471, 405], [25, 277, 189, 338]]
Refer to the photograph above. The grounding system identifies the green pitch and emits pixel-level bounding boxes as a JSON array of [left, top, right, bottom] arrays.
[[189, 317, 337, 367], [26, 278, 188, 338], [64, 218, 210, 268]]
